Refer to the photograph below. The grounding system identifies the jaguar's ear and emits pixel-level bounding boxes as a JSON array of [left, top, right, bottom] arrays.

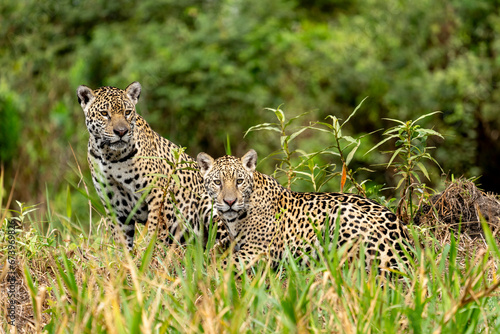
[[197, 152, 214, 176], [125, 81, 141, 105], [241, 149, 257, 173], [77, 85, 95, 113]]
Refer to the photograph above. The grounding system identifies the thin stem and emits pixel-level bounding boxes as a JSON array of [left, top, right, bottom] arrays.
[[407, 125, 413, 219]]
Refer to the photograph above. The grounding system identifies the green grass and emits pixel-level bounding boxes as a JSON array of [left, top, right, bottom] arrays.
[[1, 196, 500, 334]]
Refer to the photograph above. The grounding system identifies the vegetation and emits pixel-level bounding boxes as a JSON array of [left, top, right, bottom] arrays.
[[1, 182, 500, 332], [2, 0, 500, 215], [367, 112, 444, 222], [1, 0, 500, 332], [2, 105, 500, 333]]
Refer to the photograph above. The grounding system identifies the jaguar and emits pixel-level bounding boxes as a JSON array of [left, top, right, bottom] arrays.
[[197, 149, 412, 271], [77, 82, 217, 250]]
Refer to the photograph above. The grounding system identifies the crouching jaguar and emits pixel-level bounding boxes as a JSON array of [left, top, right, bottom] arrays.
[[77, 82, 218, 250], [197, 149, 412, 271]]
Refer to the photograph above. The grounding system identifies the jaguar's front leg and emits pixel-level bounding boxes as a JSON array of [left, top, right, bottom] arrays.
[[110, 215, 136, 251]]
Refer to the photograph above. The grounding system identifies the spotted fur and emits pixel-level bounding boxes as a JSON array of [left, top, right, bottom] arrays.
[[77, 82, 217, 250], [197, 150, 412, 271]]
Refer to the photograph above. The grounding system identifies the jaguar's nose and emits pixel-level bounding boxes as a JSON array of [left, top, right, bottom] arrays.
[[113, 126, 129, 138], [224, 198, 236, 207]]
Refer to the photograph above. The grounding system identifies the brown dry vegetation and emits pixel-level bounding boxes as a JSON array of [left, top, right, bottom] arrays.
[[415, 178, 500, 269]]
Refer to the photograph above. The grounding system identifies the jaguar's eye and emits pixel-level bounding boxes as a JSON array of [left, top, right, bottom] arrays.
[[236, 179, 243, 185], [125, 109, 133, 116], [100, 111, 109, 117], [214, 180, 221, 186]]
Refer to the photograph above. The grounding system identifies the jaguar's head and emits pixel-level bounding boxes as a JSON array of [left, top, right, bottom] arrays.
[[77, 82, 141, 152], [197, 150, 257, 222]]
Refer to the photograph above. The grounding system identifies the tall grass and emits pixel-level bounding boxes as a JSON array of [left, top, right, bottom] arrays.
[[1, 194, 500, 333]]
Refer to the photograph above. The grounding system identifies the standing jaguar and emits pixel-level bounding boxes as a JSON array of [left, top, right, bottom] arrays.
[[77, 82, 217, 250], [197, 149, 412, 271]]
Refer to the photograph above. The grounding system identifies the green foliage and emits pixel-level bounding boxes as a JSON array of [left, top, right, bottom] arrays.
[[0, 88, 20, 164], [308, 97, 374, 194], [2, 202, 57, 260], [246, 106, 318, 190], [247, 102, 408, 199], [3, 0, 500, 217], [246, 104, 370, 193], [368, 112, 444, 221]]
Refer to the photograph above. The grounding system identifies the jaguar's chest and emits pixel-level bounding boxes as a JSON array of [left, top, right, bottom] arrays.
[[97, 154, 137, 184], [91, 153, 150, 222]]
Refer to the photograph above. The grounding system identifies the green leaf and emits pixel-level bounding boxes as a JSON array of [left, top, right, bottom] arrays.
[[285, 111, 310, 128], [346, 140, 361, 166], [270, 106, 285, 123], [288, 127, 309, 144], [383, 127, 403, 135], [326, 115, 340, 133], [386, 147, 403, 168], [382, 117, 406, 125], [342, 136, 357, 144], [411, 171, 422, 183], [24, 265, 40, 319], [225, 134, 232, 155], [412, 110, 442, 125], [365, 135, 398, 155], [395, 177, 406, 190], [56, 254, 78, 301], [307, 158, 315, 170], [342, 96, 368, 127], [139, 233, 157, 274], [418, 128, 444, 139], [481, 218, 500, 259], [171, 174, 181, 186], [312, 121, 334, 130], [416, 162, 430, 180], [66, 185, 72, 219], [126, 302, 143, 334], [244, 123, 280, 137], [280, 135, 287, 148], [24, 264, 37, 296]]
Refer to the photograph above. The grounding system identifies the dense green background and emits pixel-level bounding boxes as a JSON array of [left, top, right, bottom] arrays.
[[1, 0, 500, 217]]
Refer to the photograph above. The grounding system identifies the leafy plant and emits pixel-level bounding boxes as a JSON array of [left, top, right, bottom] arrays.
[[246, 101, 373, 194], [367, 111, 444, 222], [4, 0, 500, 222], [308, 97, 373, 195], [245, 106, 312, 189], [0, 202, 57, 260]]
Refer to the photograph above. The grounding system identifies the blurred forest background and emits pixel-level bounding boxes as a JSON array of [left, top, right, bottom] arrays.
[[1, 0, 500, 219]]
